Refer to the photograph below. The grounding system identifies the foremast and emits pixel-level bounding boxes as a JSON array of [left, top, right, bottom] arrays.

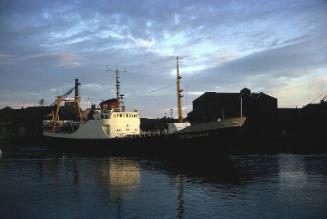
[[176, 56, 184, 123], [166, 57, 191, 134]]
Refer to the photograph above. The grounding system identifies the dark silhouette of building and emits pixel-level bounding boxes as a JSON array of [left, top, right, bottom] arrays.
[[187, 88, 278, 130], [277, 101, 327, 135], [276, 101, 327, 151], [0, 106, 52, 138], [299, 102, 327, 135], [277, 108, 301, 135]]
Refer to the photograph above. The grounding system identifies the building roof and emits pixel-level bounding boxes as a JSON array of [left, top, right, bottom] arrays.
[[194, 88, 276, 102]]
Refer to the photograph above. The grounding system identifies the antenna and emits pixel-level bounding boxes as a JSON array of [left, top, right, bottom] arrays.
[[115, 68, 120, 103], [106, 66, 126, 111]]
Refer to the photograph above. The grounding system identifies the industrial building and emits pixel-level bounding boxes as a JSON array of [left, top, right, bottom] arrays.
[[187, 88, 278, 129], [0, 106, 52, 138]]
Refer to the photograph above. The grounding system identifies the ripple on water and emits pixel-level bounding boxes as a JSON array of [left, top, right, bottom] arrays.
[[1, 153, 327, 219]]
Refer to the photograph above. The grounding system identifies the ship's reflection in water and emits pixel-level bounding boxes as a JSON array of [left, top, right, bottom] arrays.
[[0, 151, 327, 219], [101, 158, 141, 218]]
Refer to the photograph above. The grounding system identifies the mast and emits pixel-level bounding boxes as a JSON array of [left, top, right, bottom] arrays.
[[115, 68, 121, 110], [176, 56, 183, 123], [114, 68, 125, 111]]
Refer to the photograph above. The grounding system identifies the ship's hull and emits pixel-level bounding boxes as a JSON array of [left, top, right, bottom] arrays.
[[44, 122, 246, 159]]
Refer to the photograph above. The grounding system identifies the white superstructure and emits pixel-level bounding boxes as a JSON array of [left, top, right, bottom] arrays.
[[43, 109, 141, 139]]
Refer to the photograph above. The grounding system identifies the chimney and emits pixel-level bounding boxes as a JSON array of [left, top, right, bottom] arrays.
[[75, 79, 81, 97]]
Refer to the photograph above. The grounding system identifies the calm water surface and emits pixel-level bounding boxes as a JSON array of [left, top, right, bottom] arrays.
[[0, 148, 327, 219]]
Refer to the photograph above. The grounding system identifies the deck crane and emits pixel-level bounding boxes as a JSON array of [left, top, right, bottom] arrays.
[[50, 87, 74, 106], [51, 79, 83, 132]]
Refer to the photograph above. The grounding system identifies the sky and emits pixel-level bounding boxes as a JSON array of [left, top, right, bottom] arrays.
[[0, 0, 327, 118]]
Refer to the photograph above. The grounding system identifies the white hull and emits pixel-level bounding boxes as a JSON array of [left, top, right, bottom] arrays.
[[44, 110, 141, 139], [44, 120, 111, 139]]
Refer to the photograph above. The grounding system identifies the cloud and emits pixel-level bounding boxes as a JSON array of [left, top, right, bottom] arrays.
[[270, 73, 327, 107], [0, 0, 327, 117], [0, 54, 15, 64], [83, 83, 103, 89], [184, 31, 327, 91], [19, 52, 86, 67]]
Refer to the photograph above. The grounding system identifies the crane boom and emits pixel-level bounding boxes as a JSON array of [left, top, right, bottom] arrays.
[[62, 87, 75, 98], [50, 87, 74, 106]]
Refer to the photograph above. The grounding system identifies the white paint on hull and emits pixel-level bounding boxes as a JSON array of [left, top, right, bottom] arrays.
[[44, 110, 141, 139], [44, 120, 110, 139]]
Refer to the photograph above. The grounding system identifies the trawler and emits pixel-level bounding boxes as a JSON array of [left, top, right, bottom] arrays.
[[43, 58, 246, 156]]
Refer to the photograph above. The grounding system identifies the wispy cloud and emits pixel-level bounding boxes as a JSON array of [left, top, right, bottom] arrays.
[[0, 0, 327, 117], [83, 83, 103, 89]]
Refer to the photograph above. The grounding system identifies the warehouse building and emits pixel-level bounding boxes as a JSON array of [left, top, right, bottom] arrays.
[[187, 88, 278, 129]]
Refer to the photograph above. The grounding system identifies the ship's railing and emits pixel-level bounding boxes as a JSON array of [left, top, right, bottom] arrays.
[[110, 108, 139, 113], [123, 129, 168, 139], [139, 129, 168, 137], [43, 120, 80, 133]]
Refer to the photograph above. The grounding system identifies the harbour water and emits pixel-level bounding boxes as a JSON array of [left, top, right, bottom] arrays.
[[0, 147, 327, 219]]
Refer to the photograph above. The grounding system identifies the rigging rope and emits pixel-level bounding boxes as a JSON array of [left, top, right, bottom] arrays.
[[307, 91, 327, 105], [149, 83, 176, 93]]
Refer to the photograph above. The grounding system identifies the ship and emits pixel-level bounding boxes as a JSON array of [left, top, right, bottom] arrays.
[[43, 57, 246, 157]]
